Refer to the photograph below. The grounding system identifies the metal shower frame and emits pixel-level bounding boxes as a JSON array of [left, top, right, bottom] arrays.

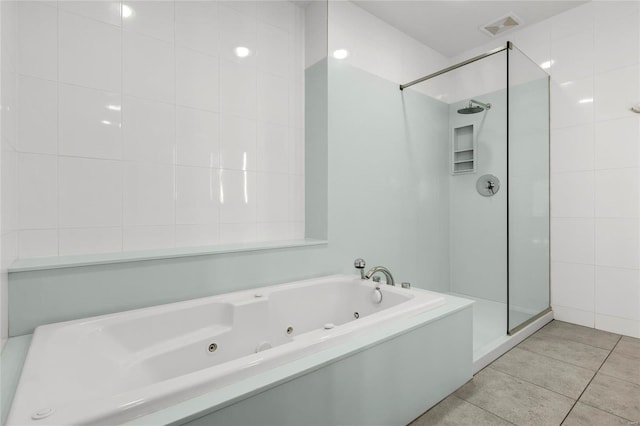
[[399, 42, 513, 91]]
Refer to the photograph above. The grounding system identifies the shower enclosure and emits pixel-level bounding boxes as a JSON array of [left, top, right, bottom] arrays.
[[401, 42, 550, 360]]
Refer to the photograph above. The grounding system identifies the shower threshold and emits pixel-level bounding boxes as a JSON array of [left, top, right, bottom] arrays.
[[449, 293, 553, 374]]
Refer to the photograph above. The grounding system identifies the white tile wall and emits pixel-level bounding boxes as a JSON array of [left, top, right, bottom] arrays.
[[219, 169, 257, 224], [122, 97, 175, 164], [176, 106, 220, 168], [18, 229, 58, 259], [123, 162, 175, 227], [176, 48, 220, 112], [122, 31, 174, 102], [17, 75, 57, 154], [122, 225, 174, 251], [547, 2, 640, 337], [17, 153, 58, 229], [58, 84, 122, 159], [219, 115, 255, 171], [59, 157, 122, 228], [175, 166, 219, 225], [175, 1, 220, 56], [59, 1, 122, 27], [122, 1, 173, 42], [12, 0, 306, 260], [58, 227, 122, 256], [59, 10, 121, 92], [17, 1, 57, 81]]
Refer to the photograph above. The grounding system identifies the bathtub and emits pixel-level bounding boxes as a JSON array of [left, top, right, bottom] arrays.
[[7, 274, 445, 426]]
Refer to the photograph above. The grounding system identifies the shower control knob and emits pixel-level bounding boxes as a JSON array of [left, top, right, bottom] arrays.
[[477, 174, 500, 197]]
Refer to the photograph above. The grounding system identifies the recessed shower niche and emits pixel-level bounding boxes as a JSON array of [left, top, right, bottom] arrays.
[[452, 124, 476, 174]]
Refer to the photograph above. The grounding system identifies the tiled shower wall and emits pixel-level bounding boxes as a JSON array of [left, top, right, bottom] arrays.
[[13, 0, 305, 258], [452, 1, 640, 337]]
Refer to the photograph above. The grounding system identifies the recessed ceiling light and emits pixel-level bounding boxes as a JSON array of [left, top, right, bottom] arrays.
[[234, 46, 251, 58], [540, 60, 554, 70], [121, 4, 133, 18], [578, 98, 594, 104], [332, 49, 349, 60]]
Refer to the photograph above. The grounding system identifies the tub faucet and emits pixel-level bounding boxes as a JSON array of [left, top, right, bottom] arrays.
[[365, 266, 395, 286], [354, 258, 366, 279]]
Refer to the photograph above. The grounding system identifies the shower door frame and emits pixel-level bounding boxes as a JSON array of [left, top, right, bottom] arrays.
[[505, 42, 552, 335]]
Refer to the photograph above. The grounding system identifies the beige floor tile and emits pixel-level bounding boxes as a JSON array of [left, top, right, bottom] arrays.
[[410, 395, 513, 426], [538, 321, 620, 350], [615, 337, 640, 360], [455, 368, 574, 425], [563, 402, 633, 426], [580, 372, 640, 422], [518, 333, 609, 371], [490, 347, 594, 399], [600, 351, 640, 386]]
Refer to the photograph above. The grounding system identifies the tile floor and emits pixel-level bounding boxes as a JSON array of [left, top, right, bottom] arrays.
[[411, 320, 640, 425]]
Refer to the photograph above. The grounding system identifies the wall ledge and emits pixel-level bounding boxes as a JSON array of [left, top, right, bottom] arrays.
[[8, 239, 328, 273]]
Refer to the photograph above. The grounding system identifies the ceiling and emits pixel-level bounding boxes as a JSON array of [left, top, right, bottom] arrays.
[[353, 1, 588, 57]]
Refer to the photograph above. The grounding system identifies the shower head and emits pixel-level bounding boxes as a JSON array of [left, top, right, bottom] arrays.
[[458, 104, 484, 114], [457, 99, 491, 115]]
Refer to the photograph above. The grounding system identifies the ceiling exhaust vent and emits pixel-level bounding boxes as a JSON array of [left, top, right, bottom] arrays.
[[480, 13, 523, 37]]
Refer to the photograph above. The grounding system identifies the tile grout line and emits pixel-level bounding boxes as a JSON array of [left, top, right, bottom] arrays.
[[516, 342, 605, 372], [451, 395, 518, 426], [559, 334, 623, 425], [576, 399, 638, 425], [483, 365, 582, 401], [531, 331, 618, 351], [539, 329, 622, 351], [415, 394, 517, 426]]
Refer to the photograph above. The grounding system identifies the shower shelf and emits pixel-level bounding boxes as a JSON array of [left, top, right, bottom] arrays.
[[451, 124, 476, 175]]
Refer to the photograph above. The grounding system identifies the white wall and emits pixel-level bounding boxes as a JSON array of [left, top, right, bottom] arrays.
[[328, 1, 448, 86], [1, 1, 18, 348], [12, 0, 306, 259], [453, 1, 640, 337]]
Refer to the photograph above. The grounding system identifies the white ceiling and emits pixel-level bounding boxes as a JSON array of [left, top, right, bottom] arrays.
[[353, 1, 588, 57]]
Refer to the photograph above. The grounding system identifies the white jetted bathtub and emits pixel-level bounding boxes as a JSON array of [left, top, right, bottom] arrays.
[[8, 275, 445, 425]]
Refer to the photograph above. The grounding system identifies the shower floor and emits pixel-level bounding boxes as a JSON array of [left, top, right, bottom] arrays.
[[449, 293, 540, 360]]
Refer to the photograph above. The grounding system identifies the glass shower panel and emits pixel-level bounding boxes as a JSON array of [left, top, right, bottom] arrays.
[[446, 53, 508, 307], [507, 44, 550, 333]]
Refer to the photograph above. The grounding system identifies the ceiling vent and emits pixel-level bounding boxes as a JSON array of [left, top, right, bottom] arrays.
[[480, 13, 523, 37]]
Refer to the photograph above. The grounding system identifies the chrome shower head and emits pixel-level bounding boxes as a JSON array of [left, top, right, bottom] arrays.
[[458, 103, 484, 114], [457, 99, 491, 115]]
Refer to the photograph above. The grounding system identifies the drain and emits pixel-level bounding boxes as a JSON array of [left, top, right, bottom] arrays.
[[354, 312, 360, 319], [208, 343, 218, 353], [286, 326, 294, 335]]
